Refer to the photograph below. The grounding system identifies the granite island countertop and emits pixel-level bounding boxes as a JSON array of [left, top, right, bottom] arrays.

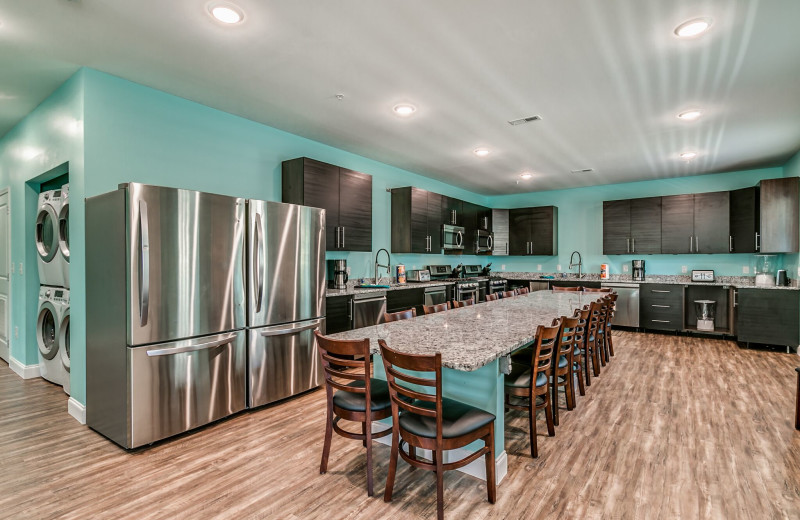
[[328, 291, 599, 371], [498, 272, 800, 290]]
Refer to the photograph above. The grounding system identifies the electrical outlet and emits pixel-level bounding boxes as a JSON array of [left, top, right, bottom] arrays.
[[19, 263, 23, 275], [412, 265, 416, 269], [743, 266, 750, 274], [623, 264, 629, 272], [557, 264, 562, 271], [797, 266, 800, 277], [501, 265, 506, 270], [10, 263, 14, 274], [346, 267, 351, 275], [537, 264, 542, 271], [14, 326, 18, 339], [681, 266, 688, 273]]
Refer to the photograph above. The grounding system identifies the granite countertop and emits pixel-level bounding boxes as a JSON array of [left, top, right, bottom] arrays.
[[328, 291, 598, 371], [498, 272, 800, 290], [326, 280, 455, 297]]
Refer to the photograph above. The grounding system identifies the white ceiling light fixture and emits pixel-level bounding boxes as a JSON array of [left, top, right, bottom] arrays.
[[674, 18, 712, 38], [680, 151, 698, 160], [519, 172, 533, 180], [208, 2, 245, 24], [392, 103, 416, 117], [677, 109, 703, 121], [473, 148, 490, 157]]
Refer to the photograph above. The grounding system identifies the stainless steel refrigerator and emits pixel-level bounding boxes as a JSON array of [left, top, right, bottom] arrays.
[[246, 200, 325, 408], [86, 183, 247, 448]]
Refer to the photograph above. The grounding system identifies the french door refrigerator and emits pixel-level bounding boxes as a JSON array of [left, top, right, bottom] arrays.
[[86, 183, 247, 448], [246, 200, 325, 408]]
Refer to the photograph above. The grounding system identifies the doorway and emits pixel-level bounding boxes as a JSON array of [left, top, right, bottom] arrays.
[[0, 188, 9, 362]]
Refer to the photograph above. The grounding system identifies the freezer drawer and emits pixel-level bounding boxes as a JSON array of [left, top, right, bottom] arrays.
[[128, 330, 246, 448], [248, 318, 325, 408]]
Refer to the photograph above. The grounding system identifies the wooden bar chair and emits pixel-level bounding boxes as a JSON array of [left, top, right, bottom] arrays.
[[500, 290, 516, 298], [314, 330, 393, 496], [452, 298, 475, 308], [422, 301, 451, 315], [552, 315, 580, 425], [505, 321, 560, 457], [582, 287, 612, 293], [379, 341, 496, 520], [486, 293, 500, 301], [796, 367, 800, 430], [586, 300, 604, 378], [605, 292, 618, 358], [552, 286, 581, 292], [385, 308, 417, 322], [596, 296, 614, 366], [571, 306, 589, 395], [515, 287, 530, 295]]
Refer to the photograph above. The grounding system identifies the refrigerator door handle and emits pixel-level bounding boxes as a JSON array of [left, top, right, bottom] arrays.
[[139, 199, 150, 327], [254, 215, 264, 313], [259, 318, 323, 337], [146, 334, 237, 357]]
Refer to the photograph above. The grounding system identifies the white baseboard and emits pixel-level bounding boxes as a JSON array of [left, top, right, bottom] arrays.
[[9, 356, 41, 379], [68, 397, 86, 424], [375, 429, 507, 484]]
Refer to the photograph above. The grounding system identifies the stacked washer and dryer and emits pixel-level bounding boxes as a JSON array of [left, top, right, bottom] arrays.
[[35, 184, 70, 394]]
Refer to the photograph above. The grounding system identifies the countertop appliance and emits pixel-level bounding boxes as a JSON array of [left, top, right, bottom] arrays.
[[691, 270, 715, 282], [247, 200, 325, 408], [328, 259, 348, 289], [694, 300, 716, 331], [632, 260, 646, 282], [778, 269, 789, 286], [407, 269, 431, 282], [442, 224, 465, 251], [755, 255, 777, 287], [475, 229, 493, 253], [351, 291, 387, 329], [601, 282, 640, 327], [86, 183, 247, 449]]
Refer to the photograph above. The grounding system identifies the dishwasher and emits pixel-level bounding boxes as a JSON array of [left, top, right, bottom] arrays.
[[600, 283, 640, 327], [424, 286, 448, 307], [350, 291, 387, 329]]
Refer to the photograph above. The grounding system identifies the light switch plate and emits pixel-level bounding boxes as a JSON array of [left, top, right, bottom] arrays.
[[557, 264, 562, 271], [537, 264, 542, 271], [743, 266, 750, 274], [623, 264, 629, 272], [681, 265, 688, 273], [19, 263, 23, 275], [501, 265, 506, 270]]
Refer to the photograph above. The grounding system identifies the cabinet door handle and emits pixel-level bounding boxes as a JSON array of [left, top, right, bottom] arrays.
[[626, 238, 630, 253], [342, 226, 345, 248], [632, 237, 635, 253], [651, 319, 671, 323], [689, 235, 693, 253], [755, 232, 760, 251], [695, 236, 699, 253], [651, 290, 671, 293], [729, 236, 733, 253], [651, 304, 671, 308]]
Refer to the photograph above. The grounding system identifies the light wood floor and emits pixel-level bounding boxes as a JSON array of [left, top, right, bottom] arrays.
[[2, 332, 800, 519]]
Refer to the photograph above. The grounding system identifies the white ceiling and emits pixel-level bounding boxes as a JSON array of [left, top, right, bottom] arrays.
[[1, 0, 799, 195]]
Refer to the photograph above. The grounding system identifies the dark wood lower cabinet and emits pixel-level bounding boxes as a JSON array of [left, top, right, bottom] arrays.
[[386, 288, 424, 315], [736, 289, 800, 347], [325, 295, 351, 334], [640, 284, 683, 331]]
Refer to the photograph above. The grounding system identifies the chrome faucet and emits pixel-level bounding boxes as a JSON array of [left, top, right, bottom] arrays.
[[569, 250, 583, 279], [375, 248, 391, 284]]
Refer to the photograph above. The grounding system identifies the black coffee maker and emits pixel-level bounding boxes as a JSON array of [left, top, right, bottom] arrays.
[[632, 260, 645, 281]]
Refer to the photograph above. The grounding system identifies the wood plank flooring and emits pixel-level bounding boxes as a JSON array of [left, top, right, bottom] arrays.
[[2, 332, 800, 519]]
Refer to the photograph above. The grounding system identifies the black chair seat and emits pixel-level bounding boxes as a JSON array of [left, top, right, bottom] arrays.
[[399, 397, 495, 439], [505, 364, 548, 389], [333, 379, 393, 412]]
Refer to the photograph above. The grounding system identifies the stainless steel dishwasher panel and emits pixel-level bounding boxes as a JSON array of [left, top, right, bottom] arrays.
[[601, 283, 640, 327], [248, 317, 325, 408], [351, 292, 388, 329], [128, 330, 246, 448], [424, 286, 448, 307]]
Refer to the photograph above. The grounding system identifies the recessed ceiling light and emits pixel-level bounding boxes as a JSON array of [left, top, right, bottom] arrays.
[[209, 3, 244, 24], [519, 173, 533, 180], [674, 18, 711, 38], [392, 104, 416, 116], [680, 151, 698, 160], [473, 148, 490, 157], [677, 109, 703, 121]]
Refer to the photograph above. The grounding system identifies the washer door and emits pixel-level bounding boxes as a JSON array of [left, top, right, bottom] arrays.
[[59, 310, 70, 371], [36, 204, 59, 263], [58, 203, 70, 263], [37, 302, 59, 360]]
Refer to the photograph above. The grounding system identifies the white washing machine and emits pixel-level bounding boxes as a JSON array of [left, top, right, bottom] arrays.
[[37, 286, 69, 388], [36, 189, 67, 288], [59, 291, 70, 395], [58, 184, 70, 289]]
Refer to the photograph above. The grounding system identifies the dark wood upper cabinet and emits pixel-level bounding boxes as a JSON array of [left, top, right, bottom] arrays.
[[441, 196, 463, 226], [602, 200, 631, 254], [729, 187, 759, 253], [509, 206, 558, 256], [282, 157, 372, 252], [477, 206, 492, 232], [759, 177, 799, 253], [692, 191, 729, 254], [630, 197, 662, 254], [391, 187, 443, 254], [461, 201, 478, 254], [661, 194, 695, 254]]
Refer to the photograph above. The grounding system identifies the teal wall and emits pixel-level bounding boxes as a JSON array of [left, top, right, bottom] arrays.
[[486, 168, 787, 277], [0, 71, 84, 389]]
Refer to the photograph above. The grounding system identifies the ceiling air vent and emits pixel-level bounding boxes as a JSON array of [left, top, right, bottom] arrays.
[[570, 168, 594, 174], [508, 115, 541, 126]]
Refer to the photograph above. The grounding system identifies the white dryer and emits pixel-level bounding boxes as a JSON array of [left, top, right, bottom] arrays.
[[36, 189, 67, 288], [58, 184, 70, 289], [37, 286, 68, 388], [59, 290, 70, 395]]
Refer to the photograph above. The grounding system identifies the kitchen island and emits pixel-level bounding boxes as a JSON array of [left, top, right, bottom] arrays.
[[329, 290, 604, 484]]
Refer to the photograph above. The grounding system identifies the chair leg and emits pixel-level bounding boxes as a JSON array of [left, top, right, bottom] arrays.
[[361, 422, 367, 447], [320, 404, 333, 474], [566, 372, 575, 410], [584, 351, 592, 387], [796, 371, 800, 431], [529, 397, 538, 458], [408, 442, 417, 471], [608, 330, 615, 357], [384, 427, 400, 503], [435, 449, 445, 520], [365, 420, 373, 497], [544, 392, 555, 437], [592, 345, 601, 377], [552, 377, 560, 426], [599, 335, 607, 366], [576, 361, 586, 396], [485, 426, 496, 503]]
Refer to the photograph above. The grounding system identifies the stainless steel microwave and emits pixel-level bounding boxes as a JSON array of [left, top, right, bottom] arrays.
[[442, 224, 465, 251], [475, 230, 493, 253]]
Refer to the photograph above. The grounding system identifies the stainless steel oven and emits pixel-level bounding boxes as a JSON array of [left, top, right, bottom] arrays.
[[442, 224, 465, 251], [424, 286, 448, 307], [456, 282, 479, 302], [475, 230, 493, 253], [488, 279, 507, 296]]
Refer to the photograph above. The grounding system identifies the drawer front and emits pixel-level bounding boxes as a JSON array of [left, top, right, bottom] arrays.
[[386, 288, 424, 313], [641, 316, 682, 331], [641, 284, 683, 305]]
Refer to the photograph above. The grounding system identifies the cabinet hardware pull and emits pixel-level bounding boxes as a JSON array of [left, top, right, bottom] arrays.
[[651, 304, 670, 308], [651, 290, 670, 293], [626, 238, 630, 253], [689, 235, 693, 253], [729, 235, 733, 253], [755, 232, 760, 251], [651, 319, 671, 323], [342, 226, 345, 248], [695, 236, 698, 252], [632, 237, 635, 253]]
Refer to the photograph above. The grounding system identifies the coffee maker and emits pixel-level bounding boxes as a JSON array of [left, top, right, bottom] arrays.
[[632, 260, 645, 281], [327, 259, 348, 289]]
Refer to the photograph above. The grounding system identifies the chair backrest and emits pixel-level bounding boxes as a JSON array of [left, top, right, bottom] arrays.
[[516, 287, 530, 295], [530, 321, 561, 386], [587, 300, 604, 339], [314, 330, 373, 414], [452, 298, 475, 308], [486, 293, 500, 301], [422, 301, 451, 315], [500, 291, 516, 298], [583, 287, 612, 293], [598, 295, 613, 331], [384, 308, 417, 322], [553, 286, 581, 292], [572, 306, 590, 353], [554, 315, 581, 370], [605, 292, 618, 325], [379, 340, 443, 440]]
